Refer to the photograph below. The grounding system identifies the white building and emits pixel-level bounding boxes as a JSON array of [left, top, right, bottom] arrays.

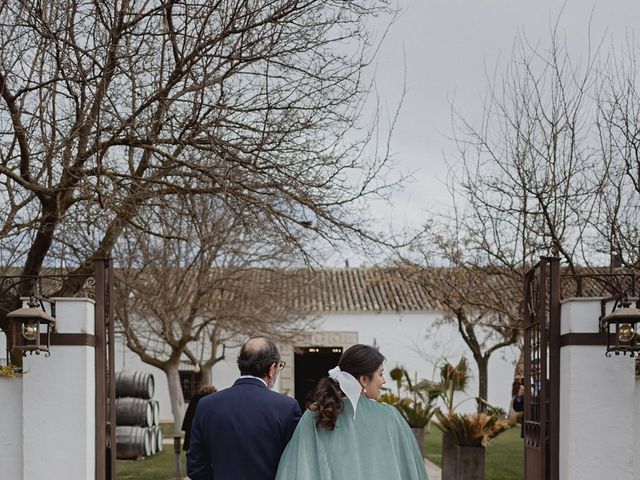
[[115, 268, 521, 422]]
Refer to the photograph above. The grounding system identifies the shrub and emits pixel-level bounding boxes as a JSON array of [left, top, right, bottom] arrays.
[[435, 410, 511, 448]]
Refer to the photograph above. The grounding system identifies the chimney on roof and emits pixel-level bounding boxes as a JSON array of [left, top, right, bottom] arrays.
[[610, 251, 623, 269]]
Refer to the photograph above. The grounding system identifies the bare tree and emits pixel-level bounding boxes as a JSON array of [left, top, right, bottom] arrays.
[[406, 27, 635, 403], [0, 1, 399, 353], [114, 194, 310, 430], [400, 247, 522, 412], [593, 45, 640, 268], [447, 29, 607, 274]]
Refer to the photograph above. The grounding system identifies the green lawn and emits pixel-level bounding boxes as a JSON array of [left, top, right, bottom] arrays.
[[425, 425, 524, 480], [160, 422, 179, 438], [117, 424, 524, 480], [117, 448, 185, 480]]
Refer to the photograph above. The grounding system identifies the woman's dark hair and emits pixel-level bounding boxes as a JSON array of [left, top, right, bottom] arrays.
[[198, 384, 217, 396], [511, 376, 523, 397], [309, 344, 385, 430], [237, 337, 280, 378]]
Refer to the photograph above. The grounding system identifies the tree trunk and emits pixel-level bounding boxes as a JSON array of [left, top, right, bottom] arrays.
[[166, 364, 186, 434], [476, 356, 489, 413], [200, 365, 212, 387], [20, 204, 60, 292]]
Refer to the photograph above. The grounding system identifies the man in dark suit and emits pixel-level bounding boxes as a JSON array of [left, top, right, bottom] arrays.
[[187, 337, 302, 480]]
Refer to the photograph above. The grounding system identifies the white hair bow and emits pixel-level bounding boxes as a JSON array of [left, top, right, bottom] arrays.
[[328, 365, 363, 419]]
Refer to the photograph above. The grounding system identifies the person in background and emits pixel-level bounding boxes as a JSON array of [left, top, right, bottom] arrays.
[[182, 384, 217, 452], [512, 385, 525, 422], [508, 377, 525, 439], [187, 337, 302, 480], [275, 344, 429, 480]]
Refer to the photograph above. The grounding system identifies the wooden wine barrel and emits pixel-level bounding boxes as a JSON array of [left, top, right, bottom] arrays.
[[116, 398, 154, 427], [116, 426, 152, 460], [144, 427, 153, 457], [116, 371, 154, 399], [152, 425, 163, 454], [150, 399, 160, 426], [147, 427, 158, 456]]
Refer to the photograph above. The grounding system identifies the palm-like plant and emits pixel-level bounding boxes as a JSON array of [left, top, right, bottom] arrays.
[[439, 357, 471, 413], [397, 398, 437, 428], [435, 410, 511, 447], [433, 357, 511, 447], [381, 366, 442, 429]]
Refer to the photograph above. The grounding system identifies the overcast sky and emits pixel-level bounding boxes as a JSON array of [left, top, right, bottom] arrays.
[[366, 0, 640, 239]]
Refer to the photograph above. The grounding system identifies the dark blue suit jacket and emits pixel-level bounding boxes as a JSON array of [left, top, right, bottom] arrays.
[[187, 377, 302, 480]]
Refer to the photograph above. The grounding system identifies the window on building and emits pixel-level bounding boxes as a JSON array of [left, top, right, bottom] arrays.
[[179, 370, 202, 403]]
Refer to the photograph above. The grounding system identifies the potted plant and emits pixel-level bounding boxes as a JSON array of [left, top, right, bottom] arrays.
[[432, 358, 511, 480], [397, 399, 436, 454], [435, 410, 510, 480]]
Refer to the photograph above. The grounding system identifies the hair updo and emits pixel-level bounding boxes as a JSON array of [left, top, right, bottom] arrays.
[[309, 344, 385, 430]]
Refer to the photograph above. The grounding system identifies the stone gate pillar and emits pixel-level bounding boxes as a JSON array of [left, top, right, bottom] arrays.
[[0, 374, 23, 478], [21, 298, 96, 480], [559, 298, 636, 480]]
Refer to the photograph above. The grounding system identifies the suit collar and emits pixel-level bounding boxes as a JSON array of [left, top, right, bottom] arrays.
[[234, 376, 269, 389]]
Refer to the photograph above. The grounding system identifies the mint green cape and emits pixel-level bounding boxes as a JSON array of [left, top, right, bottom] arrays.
[[275, 397, 429, 480]]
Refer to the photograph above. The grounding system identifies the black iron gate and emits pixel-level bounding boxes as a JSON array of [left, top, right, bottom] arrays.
[[95, 258, 116, 480], [523, 257, 560, 480]]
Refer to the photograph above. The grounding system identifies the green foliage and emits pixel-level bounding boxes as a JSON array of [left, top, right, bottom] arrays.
[[397, 400, 435, 428], [439, 357, 471, 413], [426, 357, 511, 449], [378, 392, 402, 405], [389, 366, 404, 383], [380, 366, 442, 428], [385, 357, 509, 444], [382, 358, 472, 429], [440, 357, 470, 391]]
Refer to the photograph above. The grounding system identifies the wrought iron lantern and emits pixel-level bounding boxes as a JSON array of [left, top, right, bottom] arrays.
[[600, 299, 640, 357], [6, 298, 56, 356]]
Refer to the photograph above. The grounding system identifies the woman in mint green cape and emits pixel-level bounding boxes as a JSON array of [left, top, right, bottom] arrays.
[[276, 345, 429, 480]]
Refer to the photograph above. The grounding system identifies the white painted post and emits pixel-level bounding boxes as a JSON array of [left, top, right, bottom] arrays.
[[559, 298, 636, 480], [22, 298, 96, 480], [635, 373, 640, 477], [0, 375, 23, 479]]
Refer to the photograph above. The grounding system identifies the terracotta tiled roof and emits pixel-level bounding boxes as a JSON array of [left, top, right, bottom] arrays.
[[289, 268, 437, 313], [2, 265, 637, 314], [287, 266, 639, 313]]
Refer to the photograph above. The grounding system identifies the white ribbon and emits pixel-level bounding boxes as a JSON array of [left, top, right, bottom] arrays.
[[328, 365, 363, 420]]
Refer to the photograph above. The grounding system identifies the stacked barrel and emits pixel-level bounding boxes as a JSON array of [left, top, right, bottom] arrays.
[[115, 371, 163, 460]]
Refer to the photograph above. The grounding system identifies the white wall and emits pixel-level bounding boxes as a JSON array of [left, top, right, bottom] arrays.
[[318, 311, 519, 413], [635, 373, 640, 477], [116, 310, 520, 422], [0, 376, 23, 479], [559, 299, 637, 480], [0, 298, 96, 480], [22, 298, 96, 480]]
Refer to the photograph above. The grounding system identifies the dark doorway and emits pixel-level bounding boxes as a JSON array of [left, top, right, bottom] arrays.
[[179, 370, 203, 402], [294, 346, 343, 409]]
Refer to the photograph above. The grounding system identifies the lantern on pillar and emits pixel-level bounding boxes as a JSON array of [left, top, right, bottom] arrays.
[[6, 298, 56, 356], [600, 299, 640, 357]]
